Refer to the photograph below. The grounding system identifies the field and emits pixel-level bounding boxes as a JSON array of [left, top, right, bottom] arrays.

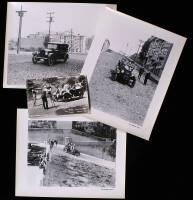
[[89, 50, 157, 126], [42, 148, 115, 187], [6, 52, 86, 86]]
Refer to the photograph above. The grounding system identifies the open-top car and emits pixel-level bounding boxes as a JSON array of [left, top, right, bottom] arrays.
[[110, 58, 136, 88], [32, 42, 69, 66]]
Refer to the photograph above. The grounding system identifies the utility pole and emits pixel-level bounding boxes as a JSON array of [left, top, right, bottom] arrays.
[[70, 28, 73, 51], [16, 5, 27, 54], [46, 12, 54, 42], [134, 39, 144, 61]]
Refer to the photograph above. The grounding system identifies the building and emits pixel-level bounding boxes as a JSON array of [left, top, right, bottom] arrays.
[[142, 36, 173, 80]]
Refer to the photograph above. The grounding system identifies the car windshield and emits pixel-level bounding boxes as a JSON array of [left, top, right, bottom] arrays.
[[47, 44, 58, 49]]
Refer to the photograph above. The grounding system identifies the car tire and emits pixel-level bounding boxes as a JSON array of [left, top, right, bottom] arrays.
[[32, 55, 38, 64], [48, 56, 55, 66], [111, 73, 117, 81], [128, 77, 136, 88]]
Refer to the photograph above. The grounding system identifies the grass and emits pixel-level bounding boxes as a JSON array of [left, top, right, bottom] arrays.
[[89, 50, 157, 126], [43, 149, 115, 187]]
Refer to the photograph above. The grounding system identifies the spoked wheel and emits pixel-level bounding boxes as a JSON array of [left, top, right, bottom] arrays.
[[128, 77, 136, 88], [32, 55, 38, 64], [48, 56, 55, 66]]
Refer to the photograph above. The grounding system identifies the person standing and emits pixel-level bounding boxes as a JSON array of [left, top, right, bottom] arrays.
[[138, 67, 145, 80], [41, 90, 48, 109], [144, 71, 151, 85]]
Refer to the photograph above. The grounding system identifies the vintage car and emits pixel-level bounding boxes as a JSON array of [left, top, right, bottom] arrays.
[[110, 59, 136, 88], [63, 137, 80, 156], [53, 83, 85, 102], [32, 42, 69, 66]]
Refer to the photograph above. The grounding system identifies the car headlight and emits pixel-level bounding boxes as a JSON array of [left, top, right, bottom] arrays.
[[45, 52, 48, 55]]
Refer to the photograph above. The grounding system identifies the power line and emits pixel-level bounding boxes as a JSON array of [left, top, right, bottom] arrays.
[[16, 5, 27, 54]]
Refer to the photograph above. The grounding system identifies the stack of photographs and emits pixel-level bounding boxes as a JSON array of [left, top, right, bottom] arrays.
[[3, 2, 186, 199]]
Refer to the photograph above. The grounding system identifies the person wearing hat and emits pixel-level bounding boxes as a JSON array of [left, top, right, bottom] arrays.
[[41, 90, 48, 109]]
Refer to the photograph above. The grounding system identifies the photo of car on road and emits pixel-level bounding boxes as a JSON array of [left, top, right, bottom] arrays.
[[3, 2, 116, 88], [26, 75, 90, 118]]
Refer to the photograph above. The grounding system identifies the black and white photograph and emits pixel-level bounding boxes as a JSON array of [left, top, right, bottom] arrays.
[[26, 75, 90, 118], [15, 109, 126, 198], [82, 8, 186, 140], [3, 2, 116, 88]]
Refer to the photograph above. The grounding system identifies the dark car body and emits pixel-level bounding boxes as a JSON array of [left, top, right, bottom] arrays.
[[110, 59, 136, 88], [32, 42, 69, 66]]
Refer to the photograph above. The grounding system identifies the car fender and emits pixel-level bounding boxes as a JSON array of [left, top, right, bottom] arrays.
[[48, 53, 54, 57]]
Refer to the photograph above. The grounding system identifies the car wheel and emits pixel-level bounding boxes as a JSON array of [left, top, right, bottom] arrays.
[[128, 77, 136, 88], [111, 73, 117, 81], [32, 55, 38, 64], [48, 56, 55, 66]]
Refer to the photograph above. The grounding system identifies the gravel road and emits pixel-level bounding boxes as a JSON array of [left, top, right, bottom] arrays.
[[7, 53, 86, 86]]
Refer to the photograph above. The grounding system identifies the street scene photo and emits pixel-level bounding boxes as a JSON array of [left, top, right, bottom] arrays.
[[27, 120, 117, 187], [89, 36, 173, 126], [26, 75, 90, 117], [4, 2, 109, 87]]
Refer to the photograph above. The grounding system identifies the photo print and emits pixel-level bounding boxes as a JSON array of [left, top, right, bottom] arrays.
[[3, 2, 117, 88], [26, 75, 90, 118], [15, 109, 126, 198], [82, 8, 186, 140]]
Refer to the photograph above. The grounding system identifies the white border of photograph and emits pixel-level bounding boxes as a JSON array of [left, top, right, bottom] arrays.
[[82, 8, 187, 140], [15, 109, 126, 198], [3, 2, 117, 89]]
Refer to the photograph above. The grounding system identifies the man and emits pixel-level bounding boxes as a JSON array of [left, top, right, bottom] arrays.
[[41, 90, 48, 109], [138, 67, 145, 80], [144, 71, 151, 85]]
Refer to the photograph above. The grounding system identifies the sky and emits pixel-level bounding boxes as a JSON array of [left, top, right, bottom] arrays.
[[7, 2, 107, 40], [97, 9, 172, 56]]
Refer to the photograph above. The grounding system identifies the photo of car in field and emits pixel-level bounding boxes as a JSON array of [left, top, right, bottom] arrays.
[[82, 8, 186, 139], [26, 75, 90, 118]]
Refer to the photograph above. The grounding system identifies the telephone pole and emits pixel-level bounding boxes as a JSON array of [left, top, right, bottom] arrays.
[[46, 12, 54, 42], [16, 5, 27, 54], [134, 39, 144, 61]]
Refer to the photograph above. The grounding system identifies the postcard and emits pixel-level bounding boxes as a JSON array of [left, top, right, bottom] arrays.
[[3, 2, 117, 88], [82, 8, 187, 140], [15, 109, 126, 198], [26, 75, 90, 118]]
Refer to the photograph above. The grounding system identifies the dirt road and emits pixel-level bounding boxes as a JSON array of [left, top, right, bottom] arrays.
[[7, 53, 86, 86]]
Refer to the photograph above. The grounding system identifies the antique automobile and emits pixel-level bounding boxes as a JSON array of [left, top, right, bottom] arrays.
[[53, 83, 85, 102], [32, 42, 69, 66], [110, 59, 136, 88], [63, 137, 80, 156]]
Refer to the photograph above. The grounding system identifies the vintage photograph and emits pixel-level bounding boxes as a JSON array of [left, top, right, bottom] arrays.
[[89, 36, 173, 127], [16, 109, 126, 198], [3, 2, 116, 88], [82, 8, 186, 140], [26, 75, 90, 117], [28, 120, 116, 187]]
